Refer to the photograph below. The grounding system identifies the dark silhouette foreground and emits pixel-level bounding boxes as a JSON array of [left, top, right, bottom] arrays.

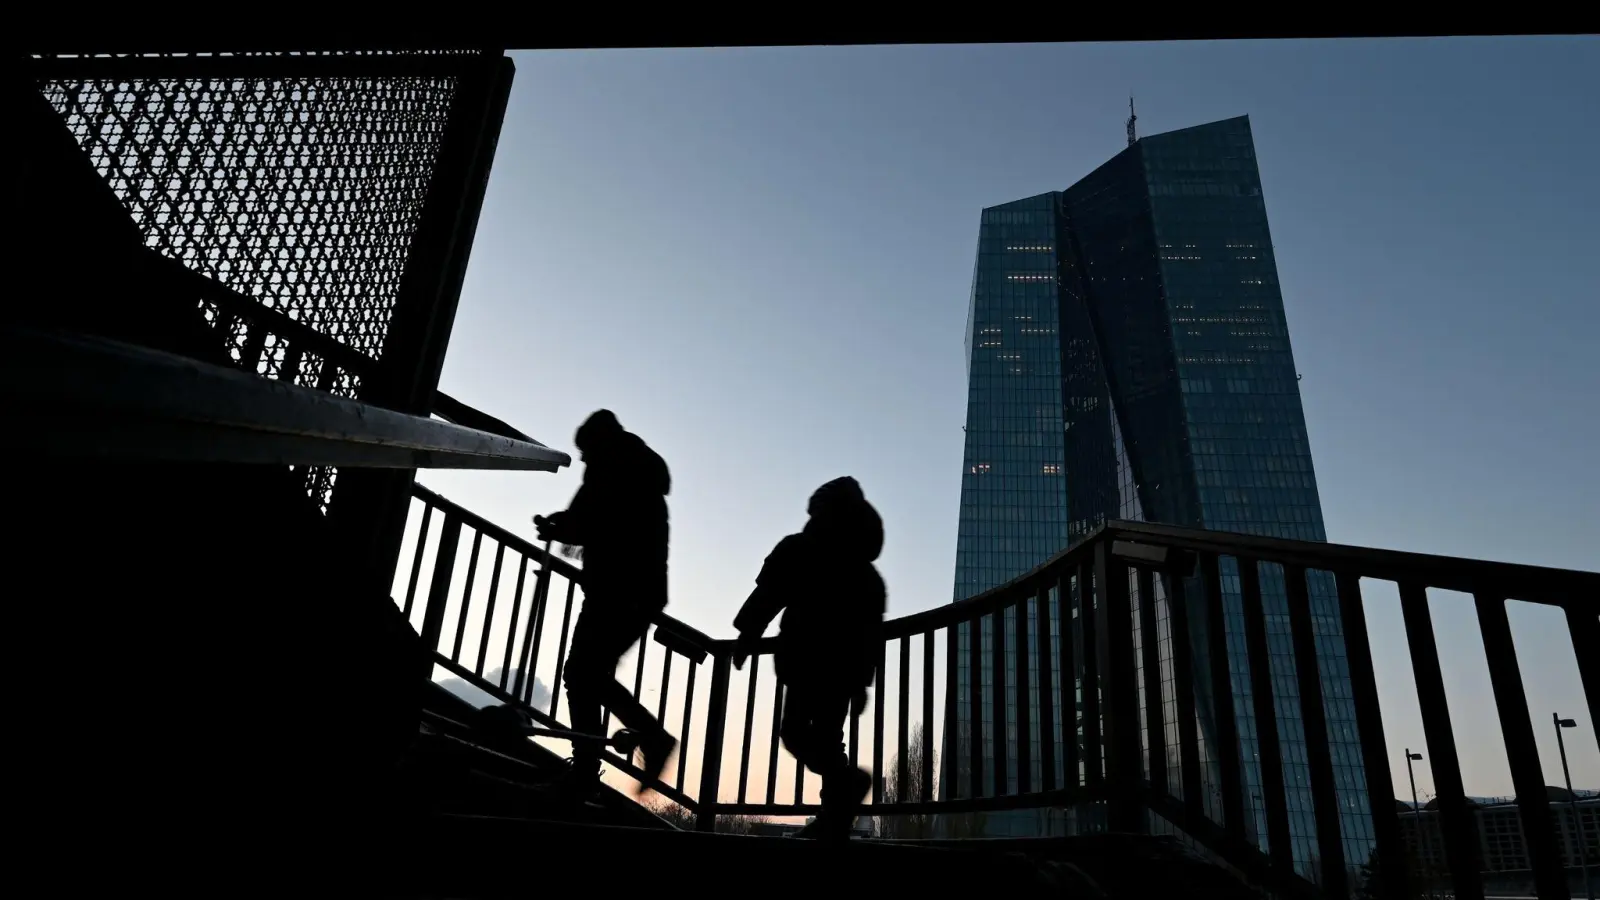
[[734, 476, 886, 839], [535, 410, 676, 798]]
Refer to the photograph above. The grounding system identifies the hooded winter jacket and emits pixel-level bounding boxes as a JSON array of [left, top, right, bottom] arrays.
[[733, 477, 886, 692]]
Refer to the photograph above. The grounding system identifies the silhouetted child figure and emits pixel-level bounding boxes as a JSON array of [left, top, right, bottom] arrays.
[[732, 477, 885, 840]]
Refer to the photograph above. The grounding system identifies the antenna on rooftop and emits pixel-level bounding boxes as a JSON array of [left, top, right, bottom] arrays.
[[1127, 96, 1138, 147]]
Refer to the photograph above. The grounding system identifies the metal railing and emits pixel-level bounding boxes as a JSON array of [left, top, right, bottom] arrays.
[[398, 485, 1598, 899]]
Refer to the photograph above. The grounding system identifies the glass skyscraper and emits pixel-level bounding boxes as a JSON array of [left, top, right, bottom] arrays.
[[948, 115, 1374, 882]]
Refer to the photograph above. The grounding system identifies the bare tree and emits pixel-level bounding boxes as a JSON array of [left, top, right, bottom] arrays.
[[870, 722, 993, 839], [873, 723, 936, 839], [647, 797, 770, 835]]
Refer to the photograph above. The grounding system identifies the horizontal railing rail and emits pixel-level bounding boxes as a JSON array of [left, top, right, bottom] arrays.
[[398, 487, 1598, 899]]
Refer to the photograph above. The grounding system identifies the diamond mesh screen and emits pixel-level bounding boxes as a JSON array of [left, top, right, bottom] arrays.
[[37, 66, 460, 363], [30, 52, 496, 511]]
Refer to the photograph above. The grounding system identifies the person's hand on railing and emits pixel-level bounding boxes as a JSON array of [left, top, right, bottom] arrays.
[[532, 512, 570, 544], [731, 631, 760, 670]]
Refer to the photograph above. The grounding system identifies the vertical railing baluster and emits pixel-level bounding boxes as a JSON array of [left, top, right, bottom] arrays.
[[1566, 603, 1600, 749], [850, 686, 861, 766], [1202, 552, 1245, 841], [1061, 574, 1079, 790], [629, 621, 650, 723], [898, 634, 911, 803], [314, 356, 338, 392], [677, 661, 696, 792], [497, 555, 527, 692], [513, 561, 551, 703], [922, 629, 935, 803], [969, 616, 984, 797], [1399, 581, 1485, 900], [1137, 566, 1167, 797], [417, 517, 462, 680], [280, 343, 304, 386], [1079, 561, 1102, 787], [402, 503, 433, 617], [1095, 540, 1140, 832], [656, 653, 674, 723], [1335, 573, 1408, 900], [737, 654, 760, 804], [945, 624, 958, 799], [1238, 557, 1291, 873], [522, 566, 559, 705], [874, 641, 887, 803], [475, 543, 505, 676], [794, 715, 805, 805], [695, 652, 732, 833], [547, 580, 576, 721], [991, 608, 1007, 796], [1164, 569, 1203, 824], [766, 681, 784, 805], [1284, 565, 1346, 897], [1015, 591, 1033, 795], [1038, 580, 1056, 794], [451, 530, 483, 663], [1475, 592, 1567, 900], [239, 324, 266, 373]]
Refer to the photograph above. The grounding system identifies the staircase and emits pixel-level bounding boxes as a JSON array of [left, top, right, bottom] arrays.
[[385, 685, 1261, 898]]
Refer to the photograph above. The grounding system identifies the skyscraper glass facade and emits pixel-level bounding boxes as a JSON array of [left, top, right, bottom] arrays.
[[948, 116, 1374, 880]]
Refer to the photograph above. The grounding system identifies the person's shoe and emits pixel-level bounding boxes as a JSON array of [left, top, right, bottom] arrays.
[[633, 730, 678, 797], [790, 817, 830, 839], [839, 766, 872, 808], [807, 766, 872, 841], [533, 758, 602, 806]]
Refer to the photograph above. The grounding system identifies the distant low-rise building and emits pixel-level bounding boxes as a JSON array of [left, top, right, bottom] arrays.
[[1397, 786, 1598, 875], [748, 817, 874, 840]]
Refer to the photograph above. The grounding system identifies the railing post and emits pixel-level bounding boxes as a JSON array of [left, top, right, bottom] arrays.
[[1475, 593, 1567, 900], [1238, 557, 1292, 876], [1399, 581, 1486, 900], [1095, 539, 1142, 833], [1164, 569, 1204, 826], [1201, 552, 1245, 843], [417, 516, 462, 680], [695, 650, 732, 833], [1335, 572, 1409, 900], [1284, 565, 1347, 898]]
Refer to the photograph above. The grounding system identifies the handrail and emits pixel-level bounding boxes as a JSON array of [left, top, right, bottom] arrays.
[[399, 484, 1597, 899], [157, 250, 537, 446], [7, 326, 572, 472], [890, 520, 1598, 640]]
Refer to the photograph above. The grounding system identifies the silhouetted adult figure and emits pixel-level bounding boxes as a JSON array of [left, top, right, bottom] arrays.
[[535, 410, 676, 799], [732, 477, 885, 839]]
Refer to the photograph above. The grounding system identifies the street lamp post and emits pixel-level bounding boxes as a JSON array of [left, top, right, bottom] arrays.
[[1554, 714, 1593, 900], [1406, 750, 1426, 881]]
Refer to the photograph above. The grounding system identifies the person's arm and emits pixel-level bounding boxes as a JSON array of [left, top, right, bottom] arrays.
[[536, 467, 600, 546], [731, 537, 800, 668]]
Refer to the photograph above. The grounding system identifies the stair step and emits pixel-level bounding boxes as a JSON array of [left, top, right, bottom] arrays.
[[389, 814, 1068, 896]]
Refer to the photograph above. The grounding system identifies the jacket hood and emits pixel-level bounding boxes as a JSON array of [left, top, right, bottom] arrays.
[[615, 430, 671, 497], [802, 477, 882, 562]]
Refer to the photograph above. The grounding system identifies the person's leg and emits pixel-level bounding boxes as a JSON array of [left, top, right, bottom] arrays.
[[558, 603, 615, 787], [814, 692, 870, 838], [563, 601, 676, 793], [780, 680, 832, 773]]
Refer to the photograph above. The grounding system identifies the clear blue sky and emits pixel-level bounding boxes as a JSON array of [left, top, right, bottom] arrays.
[[420, 37, 1598, 796]]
